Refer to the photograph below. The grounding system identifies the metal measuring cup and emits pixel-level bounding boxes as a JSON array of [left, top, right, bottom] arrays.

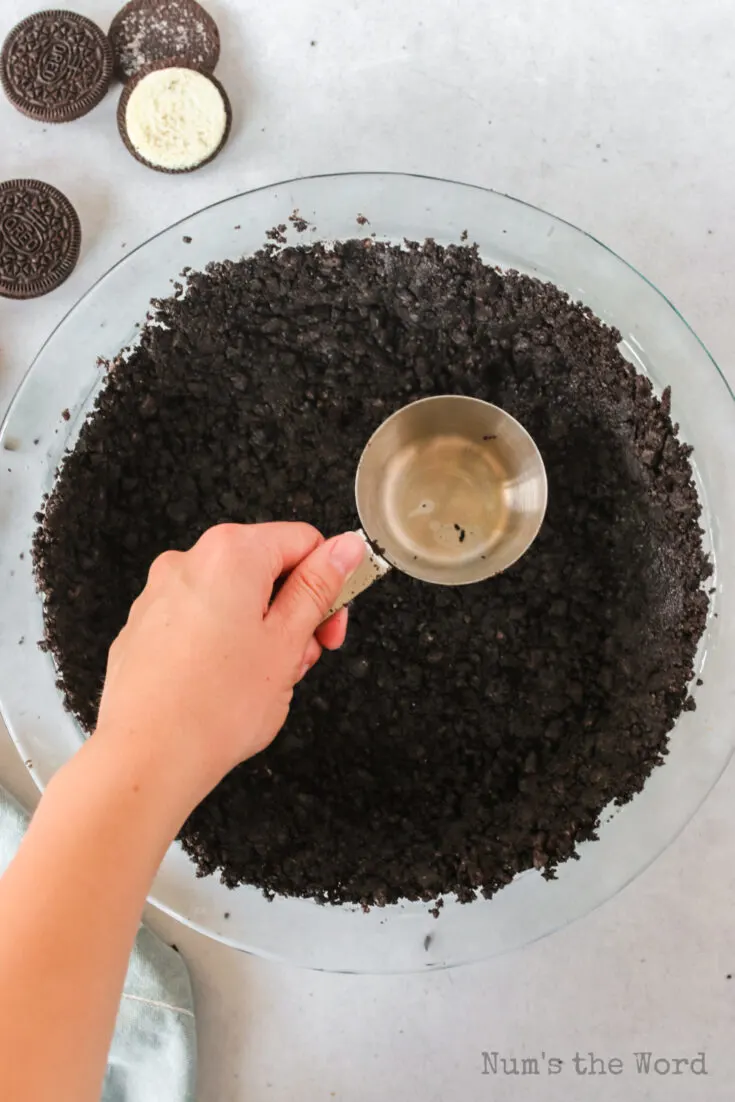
[[329, 395, 548, 615]]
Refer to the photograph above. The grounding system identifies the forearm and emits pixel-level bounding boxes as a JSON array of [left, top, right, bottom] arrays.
[[0, 732, 189, 1102], [0, 523, 361, 1102]]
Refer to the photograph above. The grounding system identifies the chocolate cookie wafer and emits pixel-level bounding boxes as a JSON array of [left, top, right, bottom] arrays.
[[117, 60, 231, 173], [0, 180, 81, 299], [109, 0, 220, 82], [1, 10, 112, 123]]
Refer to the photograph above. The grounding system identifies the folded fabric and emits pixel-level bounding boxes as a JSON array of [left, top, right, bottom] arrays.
[[0, 784, 197, 1102]]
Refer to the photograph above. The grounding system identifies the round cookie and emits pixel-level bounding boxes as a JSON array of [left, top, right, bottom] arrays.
[[1, 10, 112, 123], [109, 0, 220, 82], [117, 60, 231, 173], [0, 180, 81, 299]]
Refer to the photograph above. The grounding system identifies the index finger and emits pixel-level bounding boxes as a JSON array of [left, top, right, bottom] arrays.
[[247, 522, 325, 612], [190, 522, 324, 614]]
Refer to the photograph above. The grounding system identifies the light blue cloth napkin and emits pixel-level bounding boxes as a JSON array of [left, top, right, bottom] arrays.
[[0, 784, 197, 1102]]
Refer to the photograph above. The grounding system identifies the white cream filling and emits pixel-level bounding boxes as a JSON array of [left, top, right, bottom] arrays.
[[125, 67, 227, 170]]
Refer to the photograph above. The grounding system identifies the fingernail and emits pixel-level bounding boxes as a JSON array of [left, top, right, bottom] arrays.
[[298, 660, 310, 680], [329, 532, 366, 576]]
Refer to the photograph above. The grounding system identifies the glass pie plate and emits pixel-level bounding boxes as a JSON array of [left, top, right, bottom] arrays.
[[1, 172, 733, 973]]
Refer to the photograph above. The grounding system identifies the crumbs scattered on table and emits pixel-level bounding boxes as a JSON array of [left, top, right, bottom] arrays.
[[356, 213, 370, 226], [182, 235, 192, 244], [460, 229, 468, 241], [61, 409, 70, 421]]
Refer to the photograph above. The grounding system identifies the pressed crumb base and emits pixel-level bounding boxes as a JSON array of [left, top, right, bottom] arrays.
[[33, 238, 710, 906]]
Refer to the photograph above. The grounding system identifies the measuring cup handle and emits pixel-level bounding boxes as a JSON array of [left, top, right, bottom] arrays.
[[326, 530, 391, 619]]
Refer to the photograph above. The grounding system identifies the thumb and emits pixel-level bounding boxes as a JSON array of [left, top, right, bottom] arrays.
[[267, 531, 366, 645]]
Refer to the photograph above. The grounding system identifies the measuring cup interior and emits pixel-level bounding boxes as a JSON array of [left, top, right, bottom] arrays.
[[355, 395, 547, 585]]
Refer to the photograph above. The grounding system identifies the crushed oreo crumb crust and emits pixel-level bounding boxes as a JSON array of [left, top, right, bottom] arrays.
[[33, 238, 710, 907]]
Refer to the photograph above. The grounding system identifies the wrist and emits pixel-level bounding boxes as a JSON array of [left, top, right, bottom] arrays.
[[60, 725, 204, 848]]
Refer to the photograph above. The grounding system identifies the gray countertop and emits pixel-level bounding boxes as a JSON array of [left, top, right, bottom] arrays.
[[2, 1, 734, 1097]]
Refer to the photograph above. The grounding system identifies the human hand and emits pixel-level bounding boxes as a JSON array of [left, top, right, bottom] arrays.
[[95, 523, 365, 810]]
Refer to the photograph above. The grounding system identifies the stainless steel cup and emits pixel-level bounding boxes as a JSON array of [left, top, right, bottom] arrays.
[[330, 395, 548, 613]]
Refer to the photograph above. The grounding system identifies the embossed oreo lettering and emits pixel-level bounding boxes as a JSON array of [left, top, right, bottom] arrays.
[[1, 11, 112, 122], [0, 181, 81, 300]]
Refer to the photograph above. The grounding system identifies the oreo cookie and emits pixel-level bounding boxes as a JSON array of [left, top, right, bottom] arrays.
[[109, 0, 220, 82], [0, 180, 81, 299], [117, 60, 231, 173], [1, 11, 112, 123]]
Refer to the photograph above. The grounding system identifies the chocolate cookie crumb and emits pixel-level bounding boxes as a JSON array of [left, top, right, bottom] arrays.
[[288, 210, 310, 233], [33, 237, 710, 908], [266, 224, 288, 244]]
